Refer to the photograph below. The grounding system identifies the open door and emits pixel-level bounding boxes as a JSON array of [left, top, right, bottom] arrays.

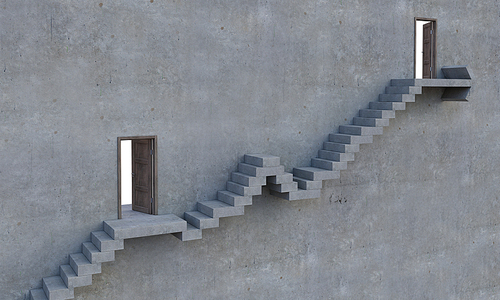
[[415, 18, 436, 79], [422, 22, 433, 78], [118, 136, 157, 218], [132, 139, 153, 214]]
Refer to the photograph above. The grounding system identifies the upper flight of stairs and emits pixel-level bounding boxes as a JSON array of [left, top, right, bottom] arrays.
[[29, 67, 472, 299]]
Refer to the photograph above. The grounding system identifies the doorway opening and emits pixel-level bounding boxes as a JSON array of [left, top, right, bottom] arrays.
[[117, 136, 157, 219], [415, 18, 437, 79]]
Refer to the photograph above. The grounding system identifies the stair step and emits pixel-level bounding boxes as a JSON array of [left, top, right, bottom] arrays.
[[266, 181, 298, 193], [226, 181, 262, 196], [217, 190, 252, 206], [293, 177, 323, 190], [323, 141, 359, 153], [339, 125, 383, 136], [82, 242, 115, 264], [390, 79, 416, 86], [184, 211, 219, 229], [69, 253, 101, 276], [244, 154, 280, 167], [359, 109, 395, 119], [173, 224, 203, 242], [231, 172, 266, 187], [311, 158, 348, 171], [29, 288, 48, 300], [238, 163, 285, 177], [197, 200, 245, 218], [352, 117, 389, 127], [379, 93, 415, 102], [318, 150, 354, 162], [369, 101, 406, 111], [42, 276, 74, 300], [60, 264, 92, 289], [266, 173, 294, 184], [270, 188, 321, 201], [91, 231, 124, 252], [329, 133, 373, 144], [293, 167, 340, 181], [103, 214, 187, 240], [385, 85, 422, 94]]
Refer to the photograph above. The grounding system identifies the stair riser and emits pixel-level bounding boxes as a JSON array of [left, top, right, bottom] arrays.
[[352, 117, 389, 127], [184, 212, 219, 229], [369, 102, 406, 111], [293, 168, 340, 181], [293, 177, 323, 190], [318, 150, 354, 162], [42, 277, 74, 300], [244, 154, 280, 167], [266, 181, 298, 193], [91, 231, 124, 252], [173, 230, 202, 241], [69, 254, 101, 277], [311, 159, 348, 171], [82, 242, 115, 264], [339, 125, 383, 136], [226, 181, 262, 196], [359, 109, 395, 119], [217, 191, 252, 206], [267, 173, 294, 184], [390, 79, 416, 86], [29, 289, 48, 300], [270, 189, 321, 201], [231, 172, 266, 187], [379, 94, 415, 102], [323, 142, 359, 153], [385, 85, 422, 94], [329, 134, 373, 145], [197, 203, 245, 219], [238, 163, 285, 177], [60, 265, 92, 289]]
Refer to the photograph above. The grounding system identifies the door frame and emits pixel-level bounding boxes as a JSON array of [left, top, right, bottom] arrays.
[[117, 135, 158, 219], [414, 17, 437, 79]]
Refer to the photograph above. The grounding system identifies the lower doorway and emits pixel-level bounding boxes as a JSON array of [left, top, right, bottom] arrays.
[[118, 136, 157, 219]]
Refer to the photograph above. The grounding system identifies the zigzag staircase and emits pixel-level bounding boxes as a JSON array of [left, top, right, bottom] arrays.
[[29, 68, 472, 299]]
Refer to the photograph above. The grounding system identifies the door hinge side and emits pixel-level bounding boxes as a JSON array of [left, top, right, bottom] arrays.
[[150, 149, 153, 155], [151, 198, 153, 203]]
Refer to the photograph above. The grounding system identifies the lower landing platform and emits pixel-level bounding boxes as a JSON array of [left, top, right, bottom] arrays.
[[104, 206, 187, 240]]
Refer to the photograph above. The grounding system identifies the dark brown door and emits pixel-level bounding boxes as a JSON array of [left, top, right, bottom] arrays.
[[422, 22, 433, 79], [132, 139, 153, 214]]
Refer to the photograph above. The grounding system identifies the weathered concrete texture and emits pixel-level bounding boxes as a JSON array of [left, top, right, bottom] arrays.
[[1, 0, 500, 299]]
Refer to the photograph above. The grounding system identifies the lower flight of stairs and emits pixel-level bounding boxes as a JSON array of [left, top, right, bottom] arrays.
[[29, 79, 422, 300]]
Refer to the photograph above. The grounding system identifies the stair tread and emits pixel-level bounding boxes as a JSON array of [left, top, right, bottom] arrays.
[[244, 154, 280, 167], [184, 211, 219, 229], [197, 200, 245, 218]]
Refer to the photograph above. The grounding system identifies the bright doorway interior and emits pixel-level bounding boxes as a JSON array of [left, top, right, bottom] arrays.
[[120, 140, 132, 206]]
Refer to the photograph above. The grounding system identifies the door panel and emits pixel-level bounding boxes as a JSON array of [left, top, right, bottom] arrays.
[[132, 139, 152, 214], [422, 22, 432, 79]]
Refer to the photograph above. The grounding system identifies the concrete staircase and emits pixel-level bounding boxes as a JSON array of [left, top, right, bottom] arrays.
[[29, 71, 471, 299]]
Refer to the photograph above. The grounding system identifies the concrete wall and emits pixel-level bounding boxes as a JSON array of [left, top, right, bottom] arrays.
[[1, 0, 499, 299]]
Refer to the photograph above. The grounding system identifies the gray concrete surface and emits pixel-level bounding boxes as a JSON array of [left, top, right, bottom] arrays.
[[1, 0, 500, 299]]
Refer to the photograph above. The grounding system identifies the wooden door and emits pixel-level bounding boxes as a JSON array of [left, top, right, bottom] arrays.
[[422, 22, 433, 79], [132, 139, 153, 214]]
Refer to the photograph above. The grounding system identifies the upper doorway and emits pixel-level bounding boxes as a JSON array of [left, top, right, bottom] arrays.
[[415, 18, 437, 79], [118, 136, 158, 219]]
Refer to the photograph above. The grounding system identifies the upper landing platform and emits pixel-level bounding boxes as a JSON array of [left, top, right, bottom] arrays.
[[392, 65, 472, 101]]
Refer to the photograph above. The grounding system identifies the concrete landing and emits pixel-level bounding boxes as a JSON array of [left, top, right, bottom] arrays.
[[104, 206, 187, 240]]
